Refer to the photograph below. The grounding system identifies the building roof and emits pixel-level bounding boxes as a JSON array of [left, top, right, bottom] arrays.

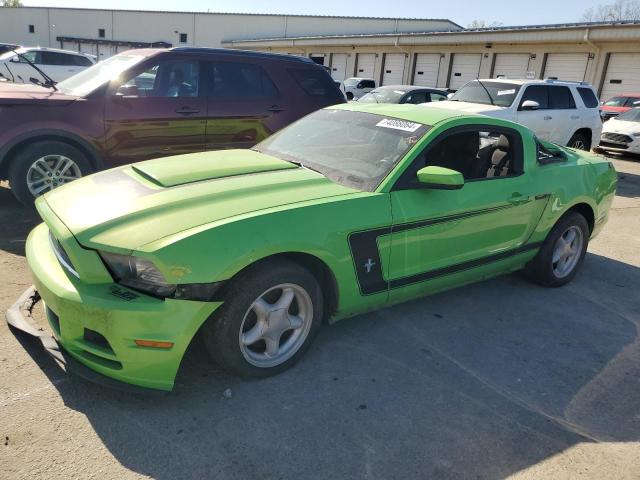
[[223, 19, 640, 44]]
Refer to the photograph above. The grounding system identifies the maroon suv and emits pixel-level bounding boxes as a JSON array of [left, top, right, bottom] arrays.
[[0, 47, 345, 205]]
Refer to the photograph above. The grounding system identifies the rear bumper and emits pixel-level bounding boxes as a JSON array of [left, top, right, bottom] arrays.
[[8, 222, 221, 392]]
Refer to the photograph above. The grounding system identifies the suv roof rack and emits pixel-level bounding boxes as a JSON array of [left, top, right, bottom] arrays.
[[169, 47, 316, 64], [544, 78, 591, 86]]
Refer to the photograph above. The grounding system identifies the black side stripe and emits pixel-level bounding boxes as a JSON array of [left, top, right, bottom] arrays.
[[348, 203, 542, 296], [389, 242, 542, 290]]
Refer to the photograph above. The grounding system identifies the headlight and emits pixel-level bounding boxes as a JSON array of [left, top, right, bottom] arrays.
[[99, 251, 176, 298]]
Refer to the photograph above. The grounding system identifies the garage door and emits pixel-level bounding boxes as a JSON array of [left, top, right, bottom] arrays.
[[355, 53, 376, 79], [79, 43, 97, 57], [493, 53, 530, 79], [61, 41, 79, 52], [382, 53, 405, 85], [449, 53, 482, 90], [544, 53, 589, 81], [330, 53, 348, 82], [413, 53, 440, 87], [600, 53, 640, 99]]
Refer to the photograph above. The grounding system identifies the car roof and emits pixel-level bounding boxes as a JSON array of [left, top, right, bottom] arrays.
[[168, 47, 316, 64], [330, 102, 482, 125], [18, 46, 92, 57], [373, 85, 448, 92], [475, 78, 595, 88]]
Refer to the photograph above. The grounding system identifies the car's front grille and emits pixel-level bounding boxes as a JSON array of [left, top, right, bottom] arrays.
[[599, 140, 629, 149], [49, 231, 79, 278], [601, 132, 633, 144]]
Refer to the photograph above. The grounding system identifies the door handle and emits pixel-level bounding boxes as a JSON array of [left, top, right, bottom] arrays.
[[570, 115, 580, 120], [267, 105, 285, 112], [508, 193, 531, 206], [543, 115, 553, 120], [175, 107, 200, 115]]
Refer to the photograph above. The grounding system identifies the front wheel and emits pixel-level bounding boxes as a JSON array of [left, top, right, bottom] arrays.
[[202, 260, 323, 378], [568, 133, 590, 151], [8, 140, 93, 206], [523, 211, 589, 287]]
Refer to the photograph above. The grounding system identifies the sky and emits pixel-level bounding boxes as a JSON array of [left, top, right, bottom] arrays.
[[21, 0, 607, 27]]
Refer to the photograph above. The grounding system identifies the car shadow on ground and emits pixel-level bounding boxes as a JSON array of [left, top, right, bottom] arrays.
[[0, 184, 39, 256], [11, 251, 639, 480], [615, 169, 640, 199]]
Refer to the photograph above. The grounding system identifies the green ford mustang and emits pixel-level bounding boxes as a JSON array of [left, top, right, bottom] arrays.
[[7, 103, 617, 391]]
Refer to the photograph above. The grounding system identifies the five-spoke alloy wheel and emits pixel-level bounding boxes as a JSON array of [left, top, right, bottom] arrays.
[[524, 211, 590, 287], [203, 260, 323, 378]]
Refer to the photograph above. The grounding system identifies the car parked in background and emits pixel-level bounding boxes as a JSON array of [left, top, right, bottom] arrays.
[[0, 47, 345, 205], [0, 43, 20, 56], [0, 47, 96, 84], [599, 94, 640, 122], [341, 77, 376, 100], [596, 107, 640, 155], [424, 78, 603, 150], [8, 104, 616, 391], [357, 85, 449, 104]]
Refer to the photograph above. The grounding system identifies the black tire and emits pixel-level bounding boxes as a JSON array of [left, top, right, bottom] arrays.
[[8, 140, 93, 206], [523, 211, 590, 287], [346, 92, 354, 101], [567, 132, 590, 151], [202, 260, 323, 379]]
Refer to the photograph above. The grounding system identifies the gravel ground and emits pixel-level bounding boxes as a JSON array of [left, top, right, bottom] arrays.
[[1, 156, 639, 480]]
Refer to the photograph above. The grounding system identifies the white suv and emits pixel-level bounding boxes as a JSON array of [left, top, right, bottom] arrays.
[[0, 47, 96, 84], [425, 78, 602, 150], [341, 77, 376, 101]]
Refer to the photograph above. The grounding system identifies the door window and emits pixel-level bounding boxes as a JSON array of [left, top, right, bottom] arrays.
[[519, 85, 549, 109], [430, 92, 448, 102], [288, 67, 335, 96], [396, 127, 522, 189], [40, 52, 78, 66], [548, 86, 576, 109], [404, 91, 428, 104], [120, 60, 199, 98], [207, 62, 277, 99]]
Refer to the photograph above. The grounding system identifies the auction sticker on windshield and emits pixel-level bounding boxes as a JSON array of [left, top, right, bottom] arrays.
[[376, 118, 422, 132], [497, 89, 516, 96]]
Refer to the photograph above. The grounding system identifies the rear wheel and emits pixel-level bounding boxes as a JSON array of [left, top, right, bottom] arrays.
[[523, 211, 589, 287], [568, 133, 590, 151], [202, 260, 323, 378], [9, 140, 93, 206], [346, 92, 354, 101]]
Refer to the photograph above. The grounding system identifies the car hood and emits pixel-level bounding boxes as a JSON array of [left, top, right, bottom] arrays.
[[0, 81, 79, 104], [40, 149, 358, 251], [602, 118, 640, 134], [421, 100, 509, 116]]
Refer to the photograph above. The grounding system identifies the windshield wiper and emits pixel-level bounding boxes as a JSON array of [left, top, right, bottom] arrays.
[[10, 48, 58, 91], [475, 79, 495, 106]]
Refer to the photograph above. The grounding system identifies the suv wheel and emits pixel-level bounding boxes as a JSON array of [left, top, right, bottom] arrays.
[[9, 141, 93, 206], [568, 133, 590, 151], [202, 260, 323, 378]]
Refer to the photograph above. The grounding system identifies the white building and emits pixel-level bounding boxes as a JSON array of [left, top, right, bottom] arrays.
[[0, 7, 460, 59]]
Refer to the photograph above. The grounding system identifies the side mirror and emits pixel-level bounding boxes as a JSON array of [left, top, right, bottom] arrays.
[[520, 100, 540, 111], [10, 56, 20, 63], [115, 83, 139, 98], [416, 166, 464, 190]]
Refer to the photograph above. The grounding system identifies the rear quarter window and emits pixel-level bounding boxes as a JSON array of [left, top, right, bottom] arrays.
[[577, 87, 599, 108], [548, 86, 576, 109], [288, 67, 338, 97]]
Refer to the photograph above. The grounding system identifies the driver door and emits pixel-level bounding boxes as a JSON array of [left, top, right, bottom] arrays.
[[386, 125, 549, 303], [104, 55, 208, 165]]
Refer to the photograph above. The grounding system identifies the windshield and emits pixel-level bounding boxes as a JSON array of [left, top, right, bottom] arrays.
[[358, 89, 406, 104], [451, 80, 522, 107], [603, 96, 628, 107], [616, 107, 640, 122], [252, 109, 429, 191], [56, 53, 146, 96], [343, 78, 359, 86]]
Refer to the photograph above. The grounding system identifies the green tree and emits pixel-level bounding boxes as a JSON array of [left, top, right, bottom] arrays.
[[1, 0, 23, 6]]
